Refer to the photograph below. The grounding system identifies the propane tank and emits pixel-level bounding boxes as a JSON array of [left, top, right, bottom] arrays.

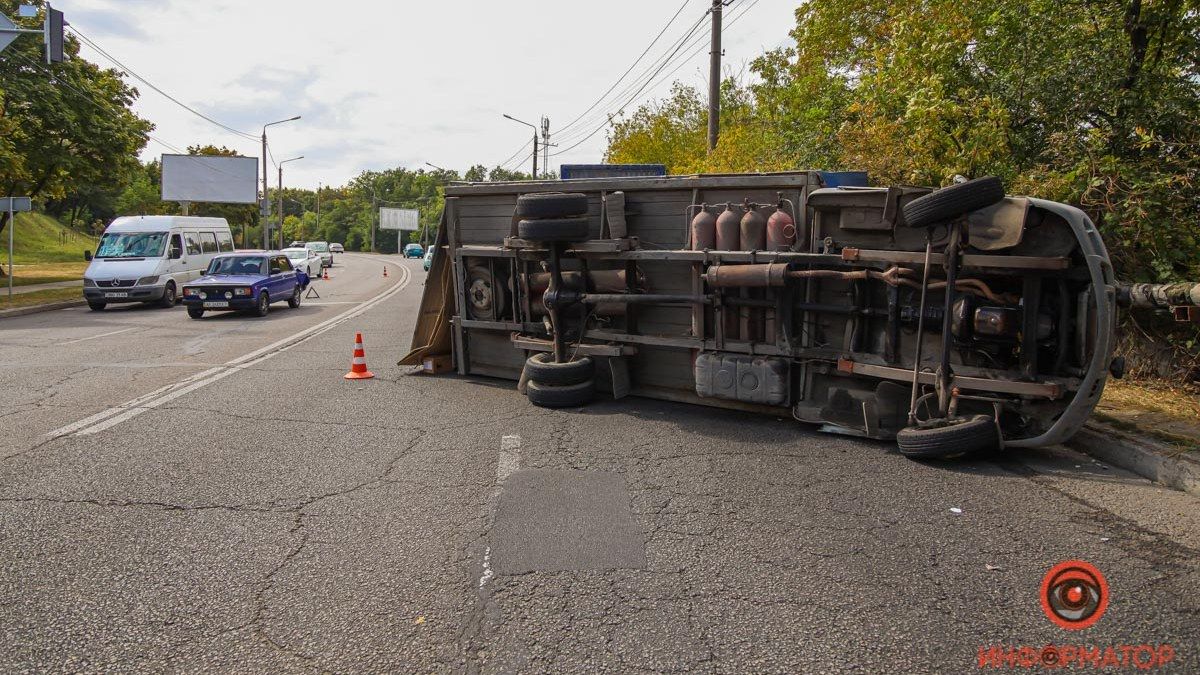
[[689, 204, 716, 250], [740, 199, 766, 251], [766, 203, 796, 251], [715, 203, 740, 250]]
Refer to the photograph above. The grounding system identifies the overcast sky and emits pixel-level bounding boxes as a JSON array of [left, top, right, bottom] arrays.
[[65, 0, 797, 189]]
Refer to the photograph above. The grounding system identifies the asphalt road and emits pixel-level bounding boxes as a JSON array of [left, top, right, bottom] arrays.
[[1, 252, 1197, 673]]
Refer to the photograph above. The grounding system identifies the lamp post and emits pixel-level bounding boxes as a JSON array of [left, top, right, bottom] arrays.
[[424, 161, 447, 172], [261, 115, 301, 249], [277, 156, 303, 250], [502, 113, 538, 178], [365, 180, 380, 252]]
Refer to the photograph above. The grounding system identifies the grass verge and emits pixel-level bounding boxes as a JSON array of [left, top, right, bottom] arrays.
[[1097, 379, 1200, 452], [6, 261, 88, 287], [0, 287, 82, 311]]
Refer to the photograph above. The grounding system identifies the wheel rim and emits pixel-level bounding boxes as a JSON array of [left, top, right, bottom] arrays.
[[260, 294, 268, 312], [166, 286, 175, 303]]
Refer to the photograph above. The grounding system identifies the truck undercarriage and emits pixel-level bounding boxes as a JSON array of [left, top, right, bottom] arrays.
[[405, 171, 1128, 458]]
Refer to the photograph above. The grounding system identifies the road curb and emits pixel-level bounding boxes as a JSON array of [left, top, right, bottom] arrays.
[[1066, 421, 1200, 498], [0, 299, 87, 319]]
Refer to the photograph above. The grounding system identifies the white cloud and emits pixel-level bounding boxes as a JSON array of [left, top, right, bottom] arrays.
[[64, 0, 799, 188]]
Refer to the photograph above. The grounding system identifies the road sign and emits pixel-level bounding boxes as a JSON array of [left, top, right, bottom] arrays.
[[0, 197, 31, 212], [0, 14, 20, 53], [380, 208, 419, 231]]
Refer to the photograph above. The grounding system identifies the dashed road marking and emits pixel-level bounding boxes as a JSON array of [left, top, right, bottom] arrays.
[[59, 327, 139, 345], [480, 434, 521, 588]]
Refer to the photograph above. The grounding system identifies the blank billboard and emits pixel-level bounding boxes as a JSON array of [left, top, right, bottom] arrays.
[[380, 208, 420, 231], [161, 154, 259, 204]]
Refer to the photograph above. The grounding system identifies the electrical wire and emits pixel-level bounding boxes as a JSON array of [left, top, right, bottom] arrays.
[[8, 50, 252, 182], [69, 26, 258, 142], [550, 12, 711, 149], [554, 0, 692, 137], [496, 137, 533, 171], [551, 0, 761, 158]]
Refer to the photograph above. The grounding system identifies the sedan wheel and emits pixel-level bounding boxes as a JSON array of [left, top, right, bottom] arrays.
[[288, 285, 302, 309], [254, 292, 270, 317]]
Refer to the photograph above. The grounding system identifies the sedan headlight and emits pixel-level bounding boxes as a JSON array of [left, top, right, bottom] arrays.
[[182, 287, 198, 297], [234, 287, 253, 296], [136, 275, 159, 286], [199, 291, 208, 300], [224, 291, 234, 300]]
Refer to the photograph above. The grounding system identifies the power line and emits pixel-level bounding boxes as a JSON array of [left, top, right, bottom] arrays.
[[554, 0, 692, 137], [68, 26, 258, 142], [550, 11, 711, 149], [552, 0, 760, 158], [496, 137, 533, 171]]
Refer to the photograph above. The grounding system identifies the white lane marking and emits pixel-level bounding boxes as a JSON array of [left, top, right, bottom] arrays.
[[479, 546, 494, 588], [480, 434, 521, 588], [59, 327, 139, 345], [46, 263, 410, 439], [497, 434, 521, 483]]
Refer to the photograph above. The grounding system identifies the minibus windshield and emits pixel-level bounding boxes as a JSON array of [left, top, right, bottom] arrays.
[[95, 232, 168, 258]]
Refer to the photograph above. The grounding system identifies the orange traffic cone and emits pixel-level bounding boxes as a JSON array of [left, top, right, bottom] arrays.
[[322, 268, 330, 281], [383, 266, 389, 278], [343, 332, 375, 380]]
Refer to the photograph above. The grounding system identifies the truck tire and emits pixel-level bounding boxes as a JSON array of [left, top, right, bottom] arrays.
[[525, 352, 595, 386], [518, 217, 590, 242], [527, 379, 594, 408], [515, 192, 588, 219], [896, 415, 999, 459], [900, 177, 1005, 228]]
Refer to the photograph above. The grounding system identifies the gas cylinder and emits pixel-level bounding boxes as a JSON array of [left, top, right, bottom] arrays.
[[740, 201, 766, 251], [715, 203, 740, 250], [689, 204, 716, 250], [766, 206, 796, 250]]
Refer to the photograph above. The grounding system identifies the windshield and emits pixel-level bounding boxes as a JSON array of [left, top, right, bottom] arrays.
[[308, 242, 329, 252], [283, 250, 307, 261], [95, 231, 168, 258], [206, 256, 266, 276]]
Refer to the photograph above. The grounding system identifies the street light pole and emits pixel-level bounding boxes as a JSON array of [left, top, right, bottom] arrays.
[[424, 161, 447, 172], [503, 113, 539, 178], [277, 156, 303, 250], [316, 181, 321, 241], [261, 115, 301, 249]]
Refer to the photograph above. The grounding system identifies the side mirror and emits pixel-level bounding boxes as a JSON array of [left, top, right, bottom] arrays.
[[169, 246, 182, 260], [84, 250, 93, 261], [270, 267, 282, 275]]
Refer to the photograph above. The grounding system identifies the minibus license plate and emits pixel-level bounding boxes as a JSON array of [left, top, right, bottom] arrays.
[[203, 301, 229, 308], [104, 292, 128, 298]]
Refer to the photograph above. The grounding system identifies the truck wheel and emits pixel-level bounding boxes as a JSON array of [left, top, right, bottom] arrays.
[[900, 177, 1005, 228], [87, 301, 106, 311], [518, 217, 590, 242], [525, 352, 595, 386], [288, 286, 302, 308], [187, 306, 205, 319], [896, 415, 999, 459], [254, 292, 270, 317], [527, 379, 594, 408], [157, 281, 177, 308], [515, 192, 588, 219]]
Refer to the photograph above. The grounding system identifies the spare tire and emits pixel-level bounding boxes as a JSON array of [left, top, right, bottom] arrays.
[[516, 192, 588, 219], [525, 352, 594, 386], [518, 217, 590, 242], [896, 415, 999, 459], [900, 177, 1005, 228], [527, 379, 594, 408]]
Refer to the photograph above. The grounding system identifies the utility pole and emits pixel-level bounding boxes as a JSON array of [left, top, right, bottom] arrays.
[[707, 0, 723, 153], [541, 117, 550, 179], [316, 181, 321, 240], [532, 132, 538, 179], [276, 156, 303, 250]]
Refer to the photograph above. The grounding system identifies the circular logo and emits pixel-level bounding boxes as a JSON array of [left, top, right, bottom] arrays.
[[1040, 560, 1109, 629]]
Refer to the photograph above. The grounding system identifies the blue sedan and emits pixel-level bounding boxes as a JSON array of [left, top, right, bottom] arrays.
[[181, 253, 307, 319]]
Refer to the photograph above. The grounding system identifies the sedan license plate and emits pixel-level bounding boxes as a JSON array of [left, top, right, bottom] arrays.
[[103, 292, 128, 298], [203, 301, 229, 308]]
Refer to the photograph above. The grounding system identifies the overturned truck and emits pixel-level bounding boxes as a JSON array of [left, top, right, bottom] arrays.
[[404, 170, 1173, 458]]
